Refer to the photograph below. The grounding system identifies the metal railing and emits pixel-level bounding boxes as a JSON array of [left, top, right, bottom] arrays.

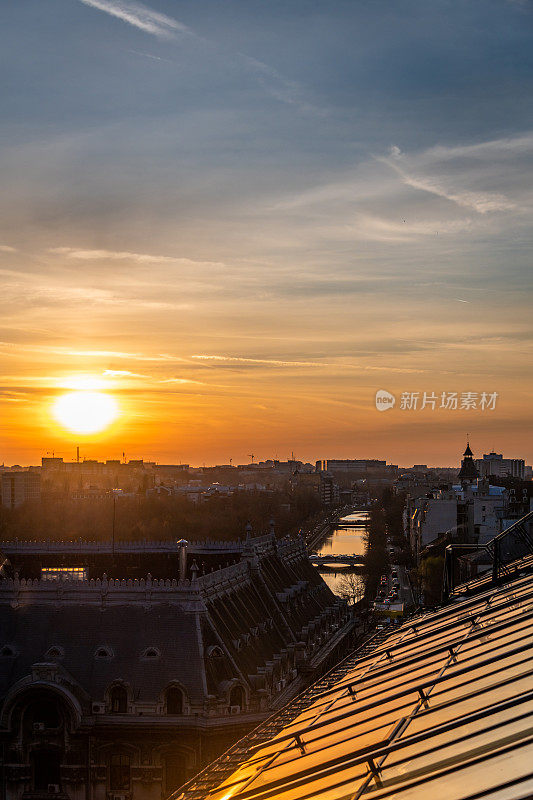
[[442, 510, 533, 601]]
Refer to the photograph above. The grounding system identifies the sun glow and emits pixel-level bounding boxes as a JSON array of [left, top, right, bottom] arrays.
[[52, 391, 119, 434]]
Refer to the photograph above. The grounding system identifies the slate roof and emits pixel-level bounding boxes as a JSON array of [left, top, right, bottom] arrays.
[[0, 535, 346, 713], [0, 603, 206, 706]]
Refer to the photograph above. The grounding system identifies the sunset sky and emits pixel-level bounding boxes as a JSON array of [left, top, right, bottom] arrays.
[[1, 0, 532, 466]]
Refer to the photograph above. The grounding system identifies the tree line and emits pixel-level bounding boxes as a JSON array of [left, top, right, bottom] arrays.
[[0, 487, 321, 543]]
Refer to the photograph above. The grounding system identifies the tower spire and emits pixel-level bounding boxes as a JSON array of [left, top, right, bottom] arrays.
[[458, 438, 478, 483]]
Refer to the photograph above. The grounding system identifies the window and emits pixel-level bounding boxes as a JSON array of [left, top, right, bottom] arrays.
[[109, 753, 130, 791], [30, 699, 61, 729], [0, 645, 16, 658], [110, 686, 127, 714], [41, 566, 86, 581], [164, 753, 187, 794], [141, 647, 160, 660], [32, 749, 61, 791], [166, 687, 183, 715], [94, 646, 113, 660], [229, 685, 245, 709], [46, 646, 64, 660]]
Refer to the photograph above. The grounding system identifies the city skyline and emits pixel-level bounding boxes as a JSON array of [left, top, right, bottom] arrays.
[[1, 0, 533, 466], [1, 441, 528, 472]]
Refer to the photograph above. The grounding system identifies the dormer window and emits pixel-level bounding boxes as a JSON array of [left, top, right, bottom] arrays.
[[110, 685, 127, 714], [229, 684, 245, 711], [46, 646, 64, 660], [0, 645, 16, 658], [141, 647, 160, 661], [94, 646, 114, 660], [165, 686, 184, 715]]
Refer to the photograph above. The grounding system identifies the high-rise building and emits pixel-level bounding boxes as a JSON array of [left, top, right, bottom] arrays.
[[476, 452, 526, 480], [1, 471, 41, 509]]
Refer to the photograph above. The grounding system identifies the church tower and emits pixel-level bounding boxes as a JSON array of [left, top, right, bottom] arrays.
[[458, 440, 479, 485]]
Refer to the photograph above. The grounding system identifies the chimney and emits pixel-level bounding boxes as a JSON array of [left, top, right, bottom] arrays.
[[177, 539, 189, 581]]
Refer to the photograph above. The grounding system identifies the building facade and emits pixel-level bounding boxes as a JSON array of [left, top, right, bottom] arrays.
[[0, 535, 351, 800], [1, 471, 41, 509], [475, 452, 526, 480], [406, 444, 531, 559]]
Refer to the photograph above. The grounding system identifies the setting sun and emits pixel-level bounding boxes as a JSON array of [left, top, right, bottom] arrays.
[[52, 391, 119, 434]]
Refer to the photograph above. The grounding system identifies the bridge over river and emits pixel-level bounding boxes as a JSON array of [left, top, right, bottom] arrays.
[[337, 518, 370, 527], [309, 553, 365, 567]]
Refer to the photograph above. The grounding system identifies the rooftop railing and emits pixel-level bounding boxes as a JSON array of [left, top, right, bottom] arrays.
[[442, 509, 533, 601]]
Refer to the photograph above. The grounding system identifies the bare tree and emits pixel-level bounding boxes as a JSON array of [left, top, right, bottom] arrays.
[[337, 571, 365, 605]]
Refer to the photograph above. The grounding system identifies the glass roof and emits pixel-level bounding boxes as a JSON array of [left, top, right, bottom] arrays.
[[171, 569, 533, 800]]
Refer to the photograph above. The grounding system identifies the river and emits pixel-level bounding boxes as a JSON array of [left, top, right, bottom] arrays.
[[316, 511, 370, 600]]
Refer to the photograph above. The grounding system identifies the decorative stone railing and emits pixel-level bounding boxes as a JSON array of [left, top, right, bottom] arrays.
[[0, 538, 245, 554], [0, 533, 298, 555], [0, 574, 205, 607]]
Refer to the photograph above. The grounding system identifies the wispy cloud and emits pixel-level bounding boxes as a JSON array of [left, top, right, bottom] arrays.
[[192, 355, 329, 368], [126, 48, 175, 64], [77, 1, 312, 110], [0, 245, 17, 253], [77, 0, 190, 39], [382, 147, 517, 214], [268, 131, 533, 248], [103, 369, 148, 377], [49, 246, 226, 268], [238, 54, 317, 111], [160, 377, 206, 385], [0, 342, 186, 363], [190, 355, 425, 374]]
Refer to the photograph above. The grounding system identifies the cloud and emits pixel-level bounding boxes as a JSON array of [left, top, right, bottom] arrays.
[[238, 54, 318, 111], [102, 369, 148, 377], [76, 0, 189, 39], [49, 246, 226, 268], [78, 0, 313, 110], [191, 355, 330, 368], [0, 245, 17, 253], [160, 377, 206, 385], [0, 342, 185, 363], [190, 355, 425, 374], [417, 133, 533, 162], [77, 1, 308, 110], [267, 131, 533, 250], [382, 149, 517, 214], [127, 48, 176, 64]]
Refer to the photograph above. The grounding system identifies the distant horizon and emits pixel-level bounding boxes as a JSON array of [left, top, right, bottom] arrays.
[[1, 444, 527, 473]]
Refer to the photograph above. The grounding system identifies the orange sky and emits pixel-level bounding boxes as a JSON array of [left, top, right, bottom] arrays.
[[0, 266, 530, 467], [1, 2, 532, 468]]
